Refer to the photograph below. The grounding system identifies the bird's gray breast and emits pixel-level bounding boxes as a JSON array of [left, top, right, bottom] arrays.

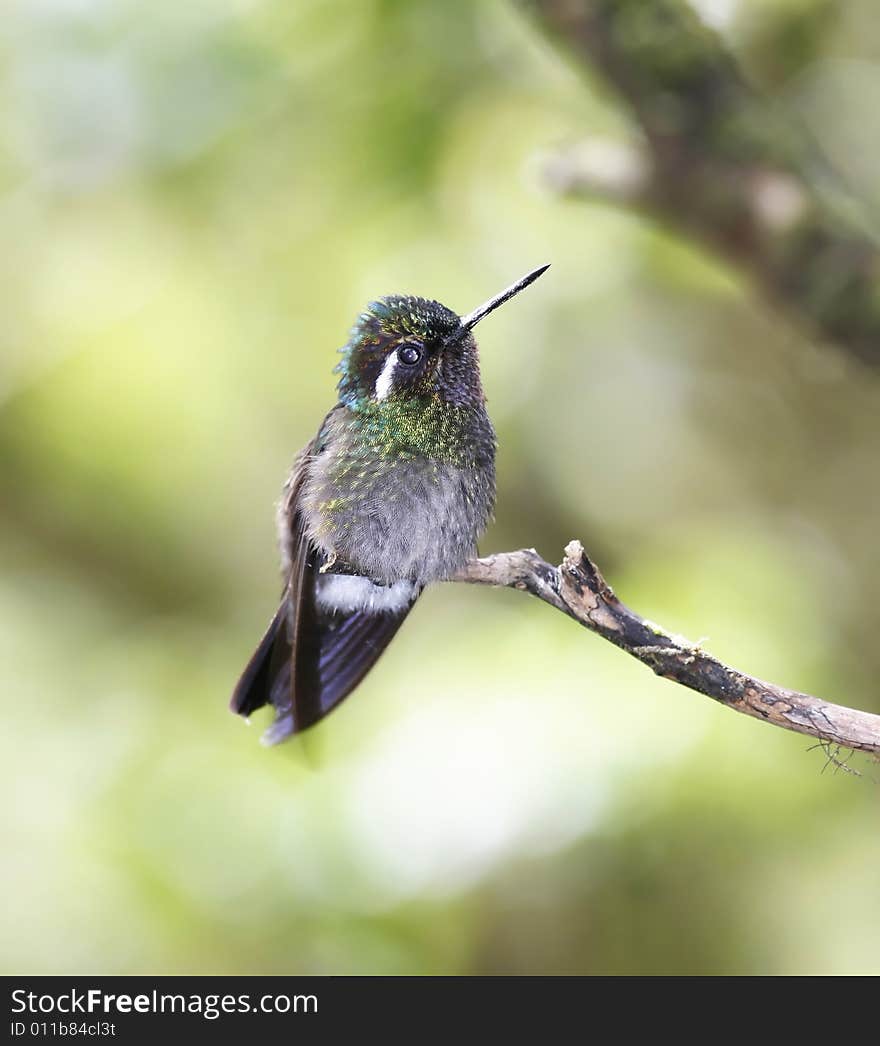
[[303, 454, 494, 586]]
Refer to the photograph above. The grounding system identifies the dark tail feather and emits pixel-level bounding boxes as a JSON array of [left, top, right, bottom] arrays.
[[229, 604, 290, 718], [313, 602, 413, 719], [230, 592, 418, 746], [267, 600, 416, 744]]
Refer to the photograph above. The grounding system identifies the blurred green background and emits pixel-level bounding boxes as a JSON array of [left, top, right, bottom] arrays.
[[2, 0, 879, 975]]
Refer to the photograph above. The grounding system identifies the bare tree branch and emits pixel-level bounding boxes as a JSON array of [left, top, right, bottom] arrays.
[[454, 541, 880, 755], [522, 0, 880, 367]]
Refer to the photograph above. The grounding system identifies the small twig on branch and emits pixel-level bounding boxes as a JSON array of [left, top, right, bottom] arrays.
[[522, 0, 880, 367], [453, 541, 880, 756]]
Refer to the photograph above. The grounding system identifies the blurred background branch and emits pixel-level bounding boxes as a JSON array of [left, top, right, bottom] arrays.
[[525, 0, 880, 366], [458, 541, 880, 755]]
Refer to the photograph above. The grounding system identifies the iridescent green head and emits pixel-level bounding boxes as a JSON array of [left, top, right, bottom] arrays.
[[334, 265, 549, 411]]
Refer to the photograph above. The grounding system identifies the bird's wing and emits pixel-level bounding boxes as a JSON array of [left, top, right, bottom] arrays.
[[229, 433, 314, 722], [230, 410, 419, 744]]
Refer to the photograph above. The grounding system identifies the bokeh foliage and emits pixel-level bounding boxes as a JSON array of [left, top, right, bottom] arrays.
[[2, 0, 879, 974]]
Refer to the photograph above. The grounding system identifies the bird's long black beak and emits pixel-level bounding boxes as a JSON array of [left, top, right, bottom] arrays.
[[459, 264, 550, 332]]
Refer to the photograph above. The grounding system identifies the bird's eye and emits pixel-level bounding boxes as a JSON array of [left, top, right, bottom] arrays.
[[398, 344, 422, 366]]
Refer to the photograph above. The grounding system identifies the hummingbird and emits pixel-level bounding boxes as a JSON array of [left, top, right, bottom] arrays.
[[230, 264, 549, 744]]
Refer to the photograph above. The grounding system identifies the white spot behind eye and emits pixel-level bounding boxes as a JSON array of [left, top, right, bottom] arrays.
[[375, 351, 398, 401]]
